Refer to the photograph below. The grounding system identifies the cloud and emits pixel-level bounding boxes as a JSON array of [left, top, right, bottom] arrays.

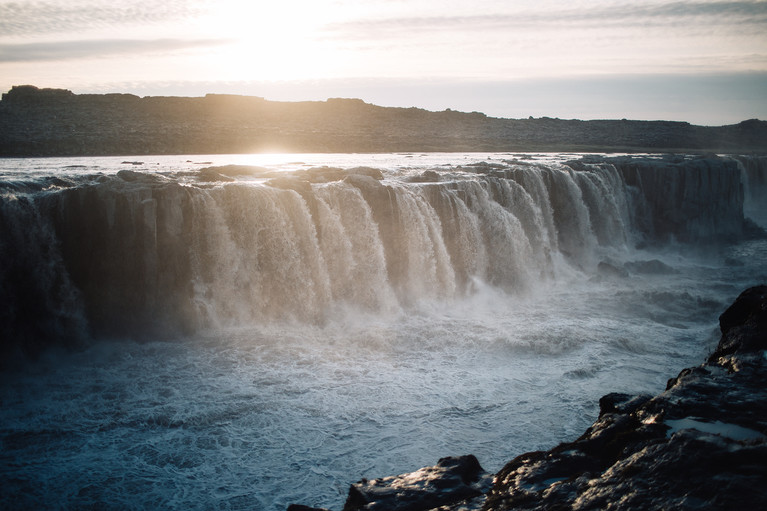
[[0, 0, 204, 37], [0, 38, 232, 62], [325, 1, 767, 38], [622, 0, 767, 19]]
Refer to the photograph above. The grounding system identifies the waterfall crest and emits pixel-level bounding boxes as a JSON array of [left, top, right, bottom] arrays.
[[1, 154, 761, 353]]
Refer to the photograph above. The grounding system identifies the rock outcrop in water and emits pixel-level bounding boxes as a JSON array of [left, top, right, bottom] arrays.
[[1, 85, 766, 155], [286, 455, 492, 511], [290, 285, 767, 510]]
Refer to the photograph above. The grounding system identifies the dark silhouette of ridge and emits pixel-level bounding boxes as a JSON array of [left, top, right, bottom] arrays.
[[1, 85, 765, 156]]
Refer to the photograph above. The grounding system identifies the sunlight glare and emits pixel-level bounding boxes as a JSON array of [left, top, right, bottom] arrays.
[[198, 1, 347, 81]]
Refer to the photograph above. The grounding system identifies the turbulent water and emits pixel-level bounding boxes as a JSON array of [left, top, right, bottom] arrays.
[[1, 152, 766, 510]]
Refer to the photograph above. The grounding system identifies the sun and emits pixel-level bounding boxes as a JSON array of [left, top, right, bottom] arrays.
[[195, 1, 348, 81]]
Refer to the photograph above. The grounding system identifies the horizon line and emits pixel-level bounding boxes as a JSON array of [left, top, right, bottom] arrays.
[[2, 84, 764, 128]]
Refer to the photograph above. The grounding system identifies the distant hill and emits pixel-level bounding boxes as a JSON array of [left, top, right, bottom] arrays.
[[1, 85, 765, 156]]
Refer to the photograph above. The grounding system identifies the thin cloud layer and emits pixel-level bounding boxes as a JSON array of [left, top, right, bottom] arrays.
[[0, 0, 204, 36], [325, 1, 767, 38], [1, 0, 765, 124], [0, 38, 232, 62]]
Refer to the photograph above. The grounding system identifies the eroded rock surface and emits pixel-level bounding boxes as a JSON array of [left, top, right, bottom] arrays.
[[341, 455, 492, 511]]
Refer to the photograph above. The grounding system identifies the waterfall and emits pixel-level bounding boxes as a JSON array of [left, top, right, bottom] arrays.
[[734, 155, 767, 228], [1, 154, 760, 356]]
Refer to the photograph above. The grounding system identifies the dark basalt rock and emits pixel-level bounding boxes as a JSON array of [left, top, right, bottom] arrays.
[[710, 285, 767, 362], [342, 455, 492, 511], [289, 286, 767, 510]]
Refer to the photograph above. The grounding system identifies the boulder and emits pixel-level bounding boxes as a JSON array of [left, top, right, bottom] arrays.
[[709, 284, 767, 362], [342, 455, 492, 511]]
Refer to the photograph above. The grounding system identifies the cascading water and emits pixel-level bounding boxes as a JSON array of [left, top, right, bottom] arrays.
[[737, 155, 767, 227], [1, 155, 689, 344], [1, 153, 765, 510]]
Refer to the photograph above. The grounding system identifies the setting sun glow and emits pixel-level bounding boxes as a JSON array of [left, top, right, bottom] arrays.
[[194, 1, 346, 81], [1, 0, 766, 124]]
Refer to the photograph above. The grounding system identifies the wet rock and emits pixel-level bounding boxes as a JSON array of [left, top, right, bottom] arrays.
[[347, 166, 384, 180], [299, 166, 347, 183], [597, 392, 652, 415], [711, 284, 767, 360], [341, 455, 492, 511], [408, 170, 441, 182], [116, 169, 165, 183], [612, 156, 746, 243], [197, 167, 235, 182]]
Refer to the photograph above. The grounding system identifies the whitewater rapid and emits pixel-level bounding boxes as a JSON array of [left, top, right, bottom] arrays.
[[1, 152, 765, 510]]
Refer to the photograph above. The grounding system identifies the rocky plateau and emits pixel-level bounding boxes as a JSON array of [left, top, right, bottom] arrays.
[[2, 85, 766, 156]]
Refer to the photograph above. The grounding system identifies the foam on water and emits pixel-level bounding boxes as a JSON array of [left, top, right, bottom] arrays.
[[1, 153, 766, 510], [665, 418, 767, 441], [3, 250, 763, 510]]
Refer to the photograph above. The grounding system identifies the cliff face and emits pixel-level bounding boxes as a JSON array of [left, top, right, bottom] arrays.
[[1, 85, 766, 155], [609, 156, 746, 243]]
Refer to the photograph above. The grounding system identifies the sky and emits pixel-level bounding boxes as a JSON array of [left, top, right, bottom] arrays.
[[1, 0, 766, 125]]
